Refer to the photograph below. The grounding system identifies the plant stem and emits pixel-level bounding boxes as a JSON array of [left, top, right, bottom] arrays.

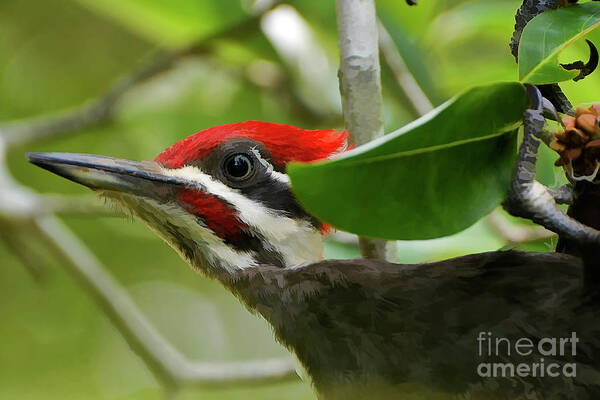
[[335, 0, 396, 261]]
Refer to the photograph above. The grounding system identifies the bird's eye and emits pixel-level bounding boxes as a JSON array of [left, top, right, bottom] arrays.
[[223, 153, 254, 181]]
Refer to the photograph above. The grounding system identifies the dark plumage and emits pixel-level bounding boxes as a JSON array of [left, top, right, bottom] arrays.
[[220, 251, 599, 400], [25, 123, 600, 399]]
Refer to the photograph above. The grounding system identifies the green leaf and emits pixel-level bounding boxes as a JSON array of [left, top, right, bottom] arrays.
[[288, 82, 529, 240], [518, 2, 600, 84]]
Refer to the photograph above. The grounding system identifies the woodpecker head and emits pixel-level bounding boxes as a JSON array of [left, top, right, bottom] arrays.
[[27, 121, 348, 275]]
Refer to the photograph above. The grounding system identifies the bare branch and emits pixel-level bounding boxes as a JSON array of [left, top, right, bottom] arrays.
[[0, 223, 45, 280], [335, 0, 396, 261], [486, 209, 555, 245], [0, 6, 338, 153], [503, 87, 600, 246], [548, 184, 574, 205], [0, 51, 180, 149], [336, 0, 384, 146], [0, 136, 298, 389], [33, 216, 298, 388], [0, 14, 265, 149], [39, 195, 122, 217], [328, 231, 359, 245], [511, 0, 573, 114], [510, 0, 561, 61], [378, 22, 434, 117]]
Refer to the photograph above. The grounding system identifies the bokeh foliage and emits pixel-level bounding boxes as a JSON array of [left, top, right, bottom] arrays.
[[1, 0, 600, 399]]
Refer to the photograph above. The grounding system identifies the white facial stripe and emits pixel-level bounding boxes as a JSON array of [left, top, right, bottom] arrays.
[[137, 197, 257, 272], [249, 147, 291, 184], [250, 146, 271, 170], [161, 165, 321, 267], [163, 165, 292, 235], [271, 170, 291, 184]]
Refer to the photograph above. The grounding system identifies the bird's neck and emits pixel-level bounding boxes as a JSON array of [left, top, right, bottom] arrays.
[[203, 219, 325, 274], [212, 262, 400, 399]]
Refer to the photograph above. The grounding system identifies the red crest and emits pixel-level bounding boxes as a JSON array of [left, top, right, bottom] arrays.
[[155, 121, 348, 168]]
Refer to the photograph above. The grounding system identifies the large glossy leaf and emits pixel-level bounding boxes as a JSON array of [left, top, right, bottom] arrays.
[[519, 2, 600, 84], [288, 82, 529, 240]]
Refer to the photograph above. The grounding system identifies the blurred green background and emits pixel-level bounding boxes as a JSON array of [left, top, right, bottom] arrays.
[[1, 0, 600, 399]]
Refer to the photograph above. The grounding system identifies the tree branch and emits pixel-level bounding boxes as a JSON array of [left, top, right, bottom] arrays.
[[378, 22, 434, 117], [0, 3, 339, 391], [34, 215, 298, 388], [503, 86, 600, 246], [486, 209, 555, 245], [0, 50, 180, 149], [37, 195, 122, 217], [0, 14, 265, 149], [548, 184, 574, 204], [511, 0, 573, 113], [0, 136, 298, 390], [0, 6, 336, 152], [336, 0, 384, 145], [335, 0, 396, 261], [510, 0, 600, 267], [0, 222, 45, 280]]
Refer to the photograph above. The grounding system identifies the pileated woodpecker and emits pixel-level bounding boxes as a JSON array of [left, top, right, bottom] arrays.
[[27, 121, 600, 399]]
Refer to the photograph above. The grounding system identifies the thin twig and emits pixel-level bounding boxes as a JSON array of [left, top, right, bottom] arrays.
[[0, 7, 334, 151], [40, 195, 122, 217], [0, 132, 298, 390], [486, 209, 555, 245], [511, 0, 573, 113], [335, 0, 396, 261], [0, 51, 180, 149], [328, 231, 359, 245], [503, 86, 600, 246], [0, 222, 45, 280], [0, 14, 265, 149], [377, 22, 434, 117], [548, 184, 574, 205], [336, 0, 384, 146], [33, 215, 298, 388]]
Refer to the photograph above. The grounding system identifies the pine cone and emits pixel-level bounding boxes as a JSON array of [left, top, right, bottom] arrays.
[[551, 105, 600, 177]]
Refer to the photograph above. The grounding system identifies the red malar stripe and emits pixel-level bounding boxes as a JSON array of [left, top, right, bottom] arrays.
[[177, 189, 246, 241]]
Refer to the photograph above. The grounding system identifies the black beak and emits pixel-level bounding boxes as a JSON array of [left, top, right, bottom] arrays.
[[26, 152, 190, 198]]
